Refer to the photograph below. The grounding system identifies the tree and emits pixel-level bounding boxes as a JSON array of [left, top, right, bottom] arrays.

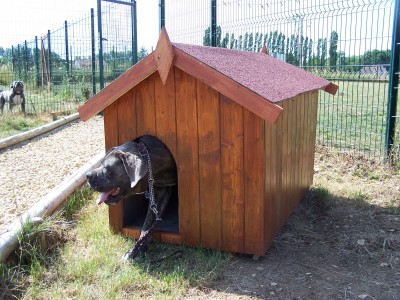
[[263, 32, 269, 49], [248, 33, 253, 51], [302, 37, 309, 66], [277, 33, 285, 55], [271, 31, 278, 54], [308, 39, 313, 66], [230, 33, 235, 49], [329, 31, 339, 70], [363, 49, 391, 69], [237, 35, 243, 50], [286, 34, 299, 65], [257, 33, 263, 52], [316, 38, 327, 67], [221, 33, 229, 48], [321, 38, 327, 67], [254, 32, 259, 51], [243, 32, 249, 50], [203, 25, 222, 46], [138, 47, 149, 61]]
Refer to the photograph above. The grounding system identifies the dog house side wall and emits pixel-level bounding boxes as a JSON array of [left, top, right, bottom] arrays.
[[103, 67, 268, 256], [172, 67, 268, 256], [263, 91, 319, 251]]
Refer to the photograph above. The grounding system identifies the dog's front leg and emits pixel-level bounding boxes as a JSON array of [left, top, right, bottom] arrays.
[[122, 187, 172, 261], [0, 97, 4, 114], [21, 94, 26, 115], [9, 94, 15, 112]]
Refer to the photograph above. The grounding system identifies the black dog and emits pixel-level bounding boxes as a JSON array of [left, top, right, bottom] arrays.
[[0, 81, 26, 114], [86, 135, 177, 261]]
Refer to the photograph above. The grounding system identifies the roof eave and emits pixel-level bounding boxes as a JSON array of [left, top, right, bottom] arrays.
[[323, 82, 339, 95], [78, 53, 157, 121]]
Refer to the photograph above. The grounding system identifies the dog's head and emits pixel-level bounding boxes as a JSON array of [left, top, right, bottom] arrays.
[[11, 81, 24, 94], [86, 141, 148, 205]]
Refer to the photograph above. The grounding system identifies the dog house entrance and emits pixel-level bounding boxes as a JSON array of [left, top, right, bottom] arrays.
[[122, 181, 179, 233]]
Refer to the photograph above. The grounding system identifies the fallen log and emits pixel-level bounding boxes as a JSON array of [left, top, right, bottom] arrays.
[[0, 151, 104, 262]]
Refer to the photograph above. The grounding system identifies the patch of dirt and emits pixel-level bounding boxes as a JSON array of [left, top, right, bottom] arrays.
[[185, 147, 400, 300]]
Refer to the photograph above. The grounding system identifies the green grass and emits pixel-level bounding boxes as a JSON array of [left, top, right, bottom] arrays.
[[0, 113, 52, 139], [0, 188, 230, 300], [317, 79, 389, 156]]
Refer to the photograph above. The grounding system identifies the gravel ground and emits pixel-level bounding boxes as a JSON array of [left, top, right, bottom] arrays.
[[0, 116, 104, 234]]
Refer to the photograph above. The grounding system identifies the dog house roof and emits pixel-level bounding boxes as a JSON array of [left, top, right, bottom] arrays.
[[79, 28, 337, 124]]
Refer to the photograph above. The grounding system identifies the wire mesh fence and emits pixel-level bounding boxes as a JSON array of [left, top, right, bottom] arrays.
[[0, 0, 398, 159], [164, 0, 397, 158], [0, 1, 145, 117]]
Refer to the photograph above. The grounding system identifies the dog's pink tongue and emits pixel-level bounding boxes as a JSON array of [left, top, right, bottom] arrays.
[[97, 191, 111, 205]]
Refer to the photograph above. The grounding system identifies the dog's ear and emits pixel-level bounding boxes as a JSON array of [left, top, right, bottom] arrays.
[[117, 151, 147, 188]]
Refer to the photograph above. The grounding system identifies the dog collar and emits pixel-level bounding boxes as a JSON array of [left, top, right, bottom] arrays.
[[137, 141, 162, 221]]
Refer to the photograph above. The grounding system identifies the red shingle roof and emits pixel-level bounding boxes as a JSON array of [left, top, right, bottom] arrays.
[[173, 43, 336, 103], [78, 28, 337, 124]]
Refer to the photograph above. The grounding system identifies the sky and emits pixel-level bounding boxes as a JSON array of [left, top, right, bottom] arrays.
[[0, 0, 159, 51]]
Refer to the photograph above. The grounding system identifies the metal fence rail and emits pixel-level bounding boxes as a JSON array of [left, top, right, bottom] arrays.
[[164, 0, 398, 158]]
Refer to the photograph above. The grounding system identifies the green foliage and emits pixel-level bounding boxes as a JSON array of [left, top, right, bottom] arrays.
[[0, 64, 12, 86], [203, 25, 222, 46], [363, 49, 391, 68]]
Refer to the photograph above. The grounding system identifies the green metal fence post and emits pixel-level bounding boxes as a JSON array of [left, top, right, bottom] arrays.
[[131, 0, 137, 64], [385, 0, 400, 160], [210, 0, 217, 47], [17, 44, 21, 79], [47, 30, 52, 86], [11, 46, 15, 74], [91, 8, 96, 95], [97, 0, 104, 90], [159, 0, 165, 31], [65, 20, 70, 77], [24, 40, 28, 82], [35, 36, 40, 88]]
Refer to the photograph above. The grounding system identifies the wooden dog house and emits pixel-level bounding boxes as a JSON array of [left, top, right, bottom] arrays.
[[79, 28, 338, 256]]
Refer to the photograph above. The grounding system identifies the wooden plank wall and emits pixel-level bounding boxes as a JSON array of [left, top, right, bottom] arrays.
[[221, 95, 245, 253], [104, 68, 321, 256], [263, 91, 319, 251]]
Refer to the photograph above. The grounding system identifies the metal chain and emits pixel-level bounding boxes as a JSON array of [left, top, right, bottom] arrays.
[[138, 142, 162, 221]]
